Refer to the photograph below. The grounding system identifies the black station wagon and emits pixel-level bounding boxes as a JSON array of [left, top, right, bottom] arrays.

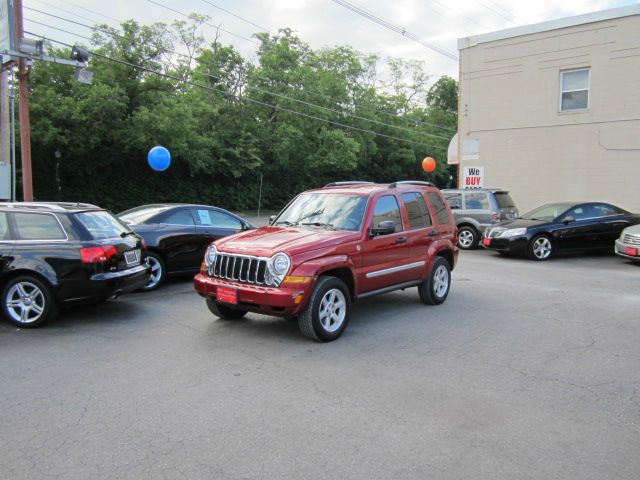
[[0, 202, 150, 328]]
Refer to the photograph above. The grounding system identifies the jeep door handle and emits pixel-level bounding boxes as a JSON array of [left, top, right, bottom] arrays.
[[395, 237, 408, 244], [428, 231, 438, 237]]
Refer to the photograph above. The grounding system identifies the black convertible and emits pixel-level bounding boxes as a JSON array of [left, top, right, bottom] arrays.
[[118, 204, 254, 290], [482, 202, 640, 260]]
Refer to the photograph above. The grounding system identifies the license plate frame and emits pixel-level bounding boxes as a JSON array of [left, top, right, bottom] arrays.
[[625, 247, 638, 256], [216, 286, 238, 305], [482, 238, 491, 247], [124, 249, 141, 266]]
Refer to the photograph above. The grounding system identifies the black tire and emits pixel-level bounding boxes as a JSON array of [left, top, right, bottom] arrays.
[[140, 251, 166, 291], [418, 257, 451, 305], [528, 235, 553, 261], [2, 275, 58, 328], [206, 298, 247, 320], [298, 276, 350, 342], [457, 226, 479, 250]]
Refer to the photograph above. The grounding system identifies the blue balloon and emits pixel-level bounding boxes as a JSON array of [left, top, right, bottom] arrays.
[[147, 146, 171, 171]]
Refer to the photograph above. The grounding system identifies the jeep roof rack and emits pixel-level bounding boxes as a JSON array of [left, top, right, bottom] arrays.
[[388, 180, 435, 188], [324, 181, 374, 188]]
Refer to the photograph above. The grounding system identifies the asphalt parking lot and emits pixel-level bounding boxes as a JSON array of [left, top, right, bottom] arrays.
[[1, 250, 639, 480]]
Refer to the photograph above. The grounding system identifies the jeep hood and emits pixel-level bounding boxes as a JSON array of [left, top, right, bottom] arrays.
[[214, 226, 359, 257]]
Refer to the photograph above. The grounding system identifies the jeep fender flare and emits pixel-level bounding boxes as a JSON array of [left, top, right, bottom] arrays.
[[423, 241, 457, 278], [289, 255, 358, 294]]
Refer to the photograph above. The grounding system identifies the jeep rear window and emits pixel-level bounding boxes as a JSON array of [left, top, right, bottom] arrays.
[[401, 192, 432, 229], [427, 192, 451, 225], [494, 192, 516, 209], [275, 193, 368, 231], [76, 211, 132, 240]]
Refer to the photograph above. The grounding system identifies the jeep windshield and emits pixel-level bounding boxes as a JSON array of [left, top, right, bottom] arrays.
[[275, 193, 368, 232]]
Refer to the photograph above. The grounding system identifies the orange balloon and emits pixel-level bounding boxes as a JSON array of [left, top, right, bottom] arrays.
[[422, 157, 436, 173]]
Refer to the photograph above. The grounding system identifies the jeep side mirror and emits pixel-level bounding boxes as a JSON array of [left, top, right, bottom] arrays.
[[370, 220, 396, 237], [269, 215, 276, 225], [562, 216, 575, 224]]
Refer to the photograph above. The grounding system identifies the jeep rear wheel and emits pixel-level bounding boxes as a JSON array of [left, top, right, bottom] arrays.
[[206, 298, 247, 320], [299, 276, 350, 342], [418, 257, 451, 305]]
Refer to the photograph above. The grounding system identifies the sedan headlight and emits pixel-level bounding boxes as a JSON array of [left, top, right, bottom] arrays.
[[204, 245, 217, 269], [266, 252, 291, 286], [498, 227, 527, 238]]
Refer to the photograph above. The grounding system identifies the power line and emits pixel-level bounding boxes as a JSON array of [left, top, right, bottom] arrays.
[[428, 0, 491, 31], [199, 0, 275, 35], [480, 0, 526, 24], [27, 2, 457, 134], [25, 32, 450, 151], [24, 14, 456, 137], [57, 0, 123, 26], [144, 0, 260, 46], [330, 0, 458, 61]]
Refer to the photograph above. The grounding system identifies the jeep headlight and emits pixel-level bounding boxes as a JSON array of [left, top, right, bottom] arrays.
[[266, 252, 291, 286], [204, 244, 217, 269], [499, 227, 527, 238]]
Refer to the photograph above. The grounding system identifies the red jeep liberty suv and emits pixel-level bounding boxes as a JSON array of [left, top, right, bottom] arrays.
[[194, 181, 458, 342]]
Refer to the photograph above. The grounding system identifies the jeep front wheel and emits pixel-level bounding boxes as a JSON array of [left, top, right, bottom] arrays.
[[418, 257, 451, 305], [299, 276, 350, 342]]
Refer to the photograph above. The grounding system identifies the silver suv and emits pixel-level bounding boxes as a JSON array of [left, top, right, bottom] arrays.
[[442, 189, 518, 249]]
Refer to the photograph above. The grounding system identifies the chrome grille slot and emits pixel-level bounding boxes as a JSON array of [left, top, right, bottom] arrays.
[[208, 253, 270, 286], [623, 234, 640, 246]]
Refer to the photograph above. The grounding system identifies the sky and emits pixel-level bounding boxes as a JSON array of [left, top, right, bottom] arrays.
[[21, 0, 638, 79]]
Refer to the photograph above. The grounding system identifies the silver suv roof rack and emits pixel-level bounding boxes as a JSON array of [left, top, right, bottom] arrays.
[[388, 181, 435, 188], [324, 181, 374, 187]]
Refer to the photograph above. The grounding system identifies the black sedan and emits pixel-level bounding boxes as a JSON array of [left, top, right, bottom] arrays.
[[482, 202, 640, 260], [118, 204, 254, 290]]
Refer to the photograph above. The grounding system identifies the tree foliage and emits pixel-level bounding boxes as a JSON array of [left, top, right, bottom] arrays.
[[24, 18, 458, 212]]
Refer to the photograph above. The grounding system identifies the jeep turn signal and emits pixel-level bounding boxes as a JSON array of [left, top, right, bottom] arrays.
[[283, 276, 310, 284]]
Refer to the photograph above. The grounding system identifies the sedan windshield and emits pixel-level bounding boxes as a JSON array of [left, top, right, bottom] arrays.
[[119, 206, 172, 225], [520, 203, 573, 221], [275, 193, 368, 231]]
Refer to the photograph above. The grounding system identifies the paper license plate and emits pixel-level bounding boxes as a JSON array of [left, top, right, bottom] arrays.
[[625, 247, 638, 256], [124, 249, 141, 265], [217, 286, 238, 304], [482, 238, 491, 247]]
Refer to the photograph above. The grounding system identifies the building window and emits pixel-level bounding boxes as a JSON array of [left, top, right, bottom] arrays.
[[560, 68, 589, 111]]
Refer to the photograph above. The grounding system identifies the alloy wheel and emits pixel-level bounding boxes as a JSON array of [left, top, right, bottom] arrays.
[[5, 281, 46, 325], [458, 229, 475, 248], [433, 265, 450, 298], [318, 288, 347, 333], [146, 256, 163, 289], [532, 237, 552, 260]]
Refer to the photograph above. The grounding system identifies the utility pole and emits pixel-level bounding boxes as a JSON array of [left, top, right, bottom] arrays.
[[0, 66, 11, 200], [13, 0, 32, 201]]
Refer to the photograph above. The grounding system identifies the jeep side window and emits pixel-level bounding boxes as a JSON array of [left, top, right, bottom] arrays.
[[427, 192, 450, 225], [444, 192, 462, 210], [401, 192, 432, 229], [464, 192, 490, 210], [372, 195, 403, 232]]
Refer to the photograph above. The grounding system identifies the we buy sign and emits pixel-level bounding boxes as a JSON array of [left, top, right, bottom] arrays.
[[462, 166, 484, 189]]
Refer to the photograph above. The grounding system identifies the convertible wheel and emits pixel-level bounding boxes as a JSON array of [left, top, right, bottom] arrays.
[[299, 276, 350, 342], [141, 252, 166, 291], [2, 275, 58, 328], [529, 235, 553, 261], [418, 257, 451, 305], [457, 226, 478, 250]]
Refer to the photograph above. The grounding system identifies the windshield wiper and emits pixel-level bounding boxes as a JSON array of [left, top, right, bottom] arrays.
[[275, 221, 299, 227], [294, 209, 324, 223], [120, 231, 136, 237], [301, 222, 335, 230]]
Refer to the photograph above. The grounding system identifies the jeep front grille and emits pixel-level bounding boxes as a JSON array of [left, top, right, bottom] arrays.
[[623, 234, 640, 246], [209, 253, 268, 285]]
